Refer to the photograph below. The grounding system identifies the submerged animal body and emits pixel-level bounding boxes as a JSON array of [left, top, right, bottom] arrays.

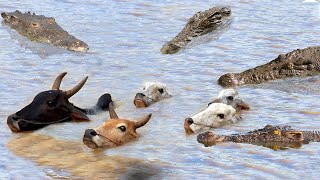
[[83, 103, 152, 149], [161, 6, 231, 54], [184, 89, 249, 134], [219, 46, 320, 87], [7, 72, 112, 132], [197, 125, 320, 150], [1, 10, 88, 52]]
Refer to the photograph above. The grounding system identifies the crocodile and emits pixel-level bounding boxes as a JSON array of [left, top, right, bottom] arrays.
[[161, 6, 231, 54], [197, 125, 320, 150], [218, 46, 320, 87], [1, 10, 88, 52]]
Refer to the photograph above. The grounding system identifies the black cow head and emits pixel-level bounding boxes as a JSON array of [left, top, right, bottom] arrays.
[[7, 72, 91, 132]]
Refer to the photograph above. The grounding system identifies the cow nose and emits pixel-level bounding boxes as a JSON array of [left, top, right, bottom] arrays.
[[84, 129, 97, 138], [7, 114, 21, 132], [184, 117, 194, 134], [185, 117, 194, 125], [136, 93, 145, 97]]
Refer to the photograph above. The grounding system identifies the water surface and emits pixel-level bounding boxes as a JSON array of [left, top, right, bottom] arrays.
[[1, 0, 320, 179]]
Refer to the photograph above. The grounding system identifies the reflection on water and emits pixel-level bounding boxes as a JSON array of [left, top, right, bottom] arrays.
[[1, 0, 320, 179], [7, 133, 163, 179]]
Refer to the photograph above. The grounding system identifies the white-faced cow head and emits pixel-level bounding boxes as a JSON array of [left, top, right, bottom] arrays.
[[184, 89, 249, 134], [134, 82, 172, 108]]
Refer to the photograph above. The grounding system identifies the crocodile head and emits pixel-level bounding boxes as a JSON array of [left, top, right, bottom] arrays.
[[218, 73, 243, 87], [197, 125, 307, 147], [160, 42, 181, 54], [1, 11, 89, 52], [197, 131, 224, 146], [218, 47, 320, 87], [57, 39, 89, 52]]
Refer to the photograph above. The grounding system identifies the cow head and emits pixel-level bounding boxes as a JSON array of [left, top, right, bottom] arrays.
[[134, 82, 172, 108], [7, 72, 90, 132], [207, 89, 249, 110], [184, 89, 249, 134], [83, 103, 152, 149], [184, 103, 238, 134]]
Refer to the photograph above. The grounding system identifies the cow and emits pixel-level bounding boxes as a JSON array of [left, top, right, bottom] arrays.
[[83, 103, 152, 149], [184, 89, 249, 134], [7, 72, 112, 132], [133, 82, 172, 108]]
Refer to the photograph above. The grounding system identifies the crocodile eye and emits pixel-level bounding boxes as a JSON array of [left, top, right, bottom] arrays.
[[31, 22, 39, 28], [227, 96, 234, 101], [47, 18, 55, 24], [217, 114, 224, 119], [158, 88, 164, 94], [118, 126, 126, 132]]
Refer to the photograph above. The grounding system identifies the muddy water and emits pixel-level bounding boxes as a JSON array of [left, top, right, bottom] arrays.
[[1, 0, 320, 179]]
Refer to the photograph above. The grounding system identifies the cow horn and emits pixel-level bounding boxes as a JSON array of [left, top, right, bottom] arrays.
[[135, 113, 152, 129], [108, 102, 119, 119], [64, 76, 88, 98], [52, 72, 67, 90]]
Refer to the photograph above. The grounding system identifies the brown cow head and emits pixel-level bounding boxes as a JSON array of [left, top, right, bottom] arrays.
[[83, 103, 152, 149]]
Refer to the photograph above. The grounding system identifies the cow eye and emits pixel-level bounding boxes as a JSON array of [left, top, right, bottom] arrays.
[[47, 101, 56, 107], [158, 88, 164, 94], [118, 126, 126, 132], [217, 114, 224, 119], [227, 96, 234, 101]]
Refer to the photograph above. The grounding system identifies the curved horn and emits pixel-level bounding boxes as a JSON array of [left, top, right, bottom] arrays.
[[64, 76, 88, 98], [108, 102, 119, 119], [52, 72, 67, 90], [135, 113, 152, 129]]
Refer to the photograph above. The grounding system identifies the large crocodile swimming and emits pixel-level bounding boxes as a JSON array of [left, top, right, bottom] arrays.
[[197, 125, 320, 150], [218, 46, 320, 87], [1, 10, 88, 52], [161, 7, 231, 54]]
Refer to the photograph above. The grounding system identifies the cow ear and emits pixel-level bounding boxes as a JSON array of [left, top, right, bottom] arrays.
[[70, 112, 90, 122], [130, 131, 139, 138]]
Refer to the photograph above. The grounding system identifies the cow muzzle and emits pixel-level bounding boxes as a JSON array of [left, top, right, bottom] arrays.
[[7, 113, 22, 132], [134, 93, 153, 108], [184, 117, 194, 134]]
